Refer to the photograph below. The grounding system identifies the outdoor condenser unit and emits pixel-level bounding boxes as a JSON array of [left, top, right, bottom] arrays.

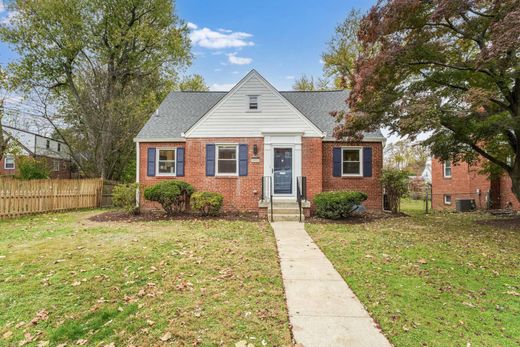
[[456, 199, 476, 212]]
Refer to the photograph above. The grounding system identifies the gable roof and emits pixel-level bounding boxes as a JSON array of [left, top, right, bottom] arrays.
[[135, 71, 385, 141]]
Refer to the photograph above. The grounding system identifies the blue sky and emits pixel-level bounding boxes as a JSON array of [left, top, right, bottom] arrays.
[[0, 0, 376, 91]]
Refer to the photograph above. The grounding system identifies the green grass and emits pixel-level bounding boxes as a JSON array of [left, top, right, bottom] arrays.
[[0, 210, 291, 346], [306, 212, 520, 347], [400, 197, 427, 216]]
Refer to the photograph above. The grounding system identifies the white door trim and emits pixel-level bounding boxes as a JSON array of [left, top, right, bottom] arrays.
[[263, 133, 302, 200]]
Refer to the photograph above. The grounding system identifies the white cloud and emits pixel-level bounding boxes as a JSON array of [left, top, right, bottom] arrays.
[[285, 75, 295, 80], [209, 83, 236, 91], [227, 52, 252, 65], [189, 23, 254, 49], [1, 9, 17, 25]]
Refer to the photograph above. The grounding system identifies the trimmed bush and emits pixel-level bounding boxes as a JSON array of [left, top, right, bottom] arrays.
[[17, 157, 50, 180], [380, 169, 409, 214], [190, 191, 224, 216], [112, 183, 139, 215], [143, 180, 194, 216], [313, 191, 368, 219]]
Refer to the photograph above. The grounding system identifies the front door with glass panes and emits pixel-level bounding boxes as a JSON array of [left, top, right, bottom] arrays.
[[273, 147, 293, 195]]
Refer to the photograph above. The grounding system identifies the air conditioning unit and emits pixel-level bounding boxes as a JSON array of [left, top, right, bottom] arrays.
[[456, 199, 476, 212]]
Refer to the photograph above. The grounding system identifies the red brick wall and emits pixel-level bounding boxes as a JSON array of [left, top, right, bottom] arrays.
[[0, 155, 71, 179], [321, 141, 383, 210], [431, 157, 520, 210], [138, 139, 264, 212], [302, 138, 323, 205]]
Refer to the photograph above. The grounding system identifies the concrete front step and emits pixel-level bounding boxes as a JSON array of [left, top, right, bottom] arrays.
[[271, 213, 303, 222], [271, 207, 300, 214]]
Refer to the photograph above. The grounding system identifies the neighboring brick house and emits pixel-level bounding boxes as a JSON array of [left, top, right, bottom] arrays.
[[135, 70, 385, 219], [1, 125, 72, 179], [431, 157, 520, 211]]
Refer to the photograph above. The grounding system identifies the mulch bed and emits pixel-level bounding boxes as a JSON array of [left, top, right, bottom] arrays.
[[89, 210, 260, 223], [305, 211, 408, 224]]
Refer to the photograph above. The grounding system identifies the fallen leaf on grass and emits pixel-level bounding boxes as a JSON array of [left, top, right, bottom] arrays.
[[37, 341, 49, 347], [160, 332, 172, 342], [146, 320, 155, 326], [31, 309, 49, 325], [505, 290, 520, 296], [76, 339, 88, 345], [71, 280, 81, 287], [2, 331, 12, 339], [417, 258, 428, 264]]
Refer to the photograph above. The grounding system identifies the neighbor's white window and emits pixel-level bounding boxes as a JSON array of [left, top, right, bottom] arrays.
[[4, 155, 15, 170], [157, 148, 176, 176], [248, 95, 259, 110], [444, 194, 452, 205], [443, 161, 452, 178], [342, 147, 363, 176], [216, 144, 238, 175], [53, 160, 60, 172]]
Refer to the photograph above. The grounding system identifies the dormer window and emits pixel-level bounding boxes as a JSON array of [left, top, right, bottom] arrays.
[[248, 95, 258, 110]]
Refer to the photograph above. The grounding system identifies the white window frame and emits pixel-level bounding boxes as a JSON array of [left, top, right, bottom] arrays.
[[443, 161, 452, 178], [216, 144, 239, 176], [444, 194, 452, 205], [156, 147, 177, 177], [247, 95, 259, 111], [4, 155, 15, 170], [341, 147, 363, 177], [52, 160, 60, 172]]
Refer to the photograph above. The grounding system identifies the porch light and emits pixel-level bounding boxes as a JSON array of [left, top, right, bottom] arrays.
[[253, 144, 258, 156]]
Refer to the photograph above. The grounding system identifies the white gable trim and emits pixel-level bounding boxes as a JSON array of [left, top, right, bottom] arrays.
[[184, 70, 324, 138]]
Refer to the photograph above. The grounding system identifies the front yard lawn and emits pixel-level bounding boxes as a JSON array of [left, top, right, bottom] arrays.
[[307, 211, 520, 346], [0, 210, 291, 346]]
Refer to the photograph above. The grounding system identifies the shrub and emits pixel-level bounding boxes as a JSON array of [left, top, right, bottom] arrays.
[[380, 169, 409, 214], [17, 157, 50, 180], [190, 191, 224, 216], [143, 180, 194, 216], [112, 183, 139, 215], [313, 191, 368, 219]]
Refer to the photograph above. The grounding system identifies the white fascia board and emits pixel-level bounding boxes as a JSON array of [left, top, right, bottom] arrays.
[[133, 138, 186, 143]]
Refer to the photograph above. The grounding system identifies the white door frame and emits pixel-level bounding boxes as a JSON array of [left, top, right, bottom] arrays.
[[262, 132, 302, 199]]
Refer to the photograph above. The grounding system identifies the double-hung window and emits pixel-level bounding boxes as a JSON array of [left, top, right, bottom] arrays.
[[216, 144, 238, 175], [4, 155, 15, 170], [342, 147, 362, 176], [53, 160, 60, 172], [443, 161, 452, 178], [248, 95, 259, 110], [157, 148, 176, 176], [444, 194, 452, 205]]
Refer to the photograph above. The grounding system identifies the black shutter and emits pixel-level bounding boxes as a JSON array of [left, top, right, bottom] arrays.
[[206, 144, 215, 176], [363, 147, 372, 177], [333, 147, 341, 177], [147, 148, 156, 177], [176, 147, 185, 177], [239, 144, 248, 176]]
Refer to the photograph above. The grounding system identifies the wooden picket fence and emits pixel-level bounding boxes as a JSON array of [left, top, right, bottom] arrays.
[[0, 178, 104, 219]]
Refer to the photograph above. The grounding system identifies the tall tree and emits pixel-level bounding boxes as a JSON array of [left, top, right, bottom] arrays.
[[322, 9, 362, 89], [384, 140, 429, 175], [178, 74, 209, 91], [1, 0, 191, 179], [292, 75, 331, 91], [334, 0, 520, 202]]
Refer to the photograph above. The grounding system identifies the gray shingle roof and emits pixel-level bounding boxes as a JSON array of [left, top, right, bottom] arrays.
[[135, 90, 384, 141]]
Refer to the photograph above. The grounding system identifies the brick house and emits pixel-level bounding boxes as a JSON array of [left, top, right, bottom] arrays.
[[135, 70, 385, 219], [1, 125, 72, 179], [431, 157, 520, 210]]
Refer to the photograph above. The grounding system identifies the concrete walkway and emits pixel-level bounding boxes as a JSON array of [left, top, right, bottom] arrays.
[[271, 222, 392, 347]]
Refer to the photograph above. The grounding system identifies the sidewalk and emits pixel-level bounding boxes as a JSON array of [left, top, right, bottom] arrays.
[[271, 221, 392, 347]]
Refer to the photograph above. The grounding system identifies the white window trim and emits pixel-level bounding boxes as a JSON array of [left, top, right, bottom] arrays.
[[4, 155, 15, 170], [247, 95, 260, 112], [443, 161, 452, 178], [52, 160, 60, 172], [444, 194, 452, 205], [216, 143, 239, 176], [341, 147, 363, 177], [156, 147, 177, 177]]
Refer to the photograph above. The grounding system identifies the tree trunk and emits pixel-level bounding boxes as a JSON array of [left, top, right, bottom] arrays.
[[0, 100, 6, 162]]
